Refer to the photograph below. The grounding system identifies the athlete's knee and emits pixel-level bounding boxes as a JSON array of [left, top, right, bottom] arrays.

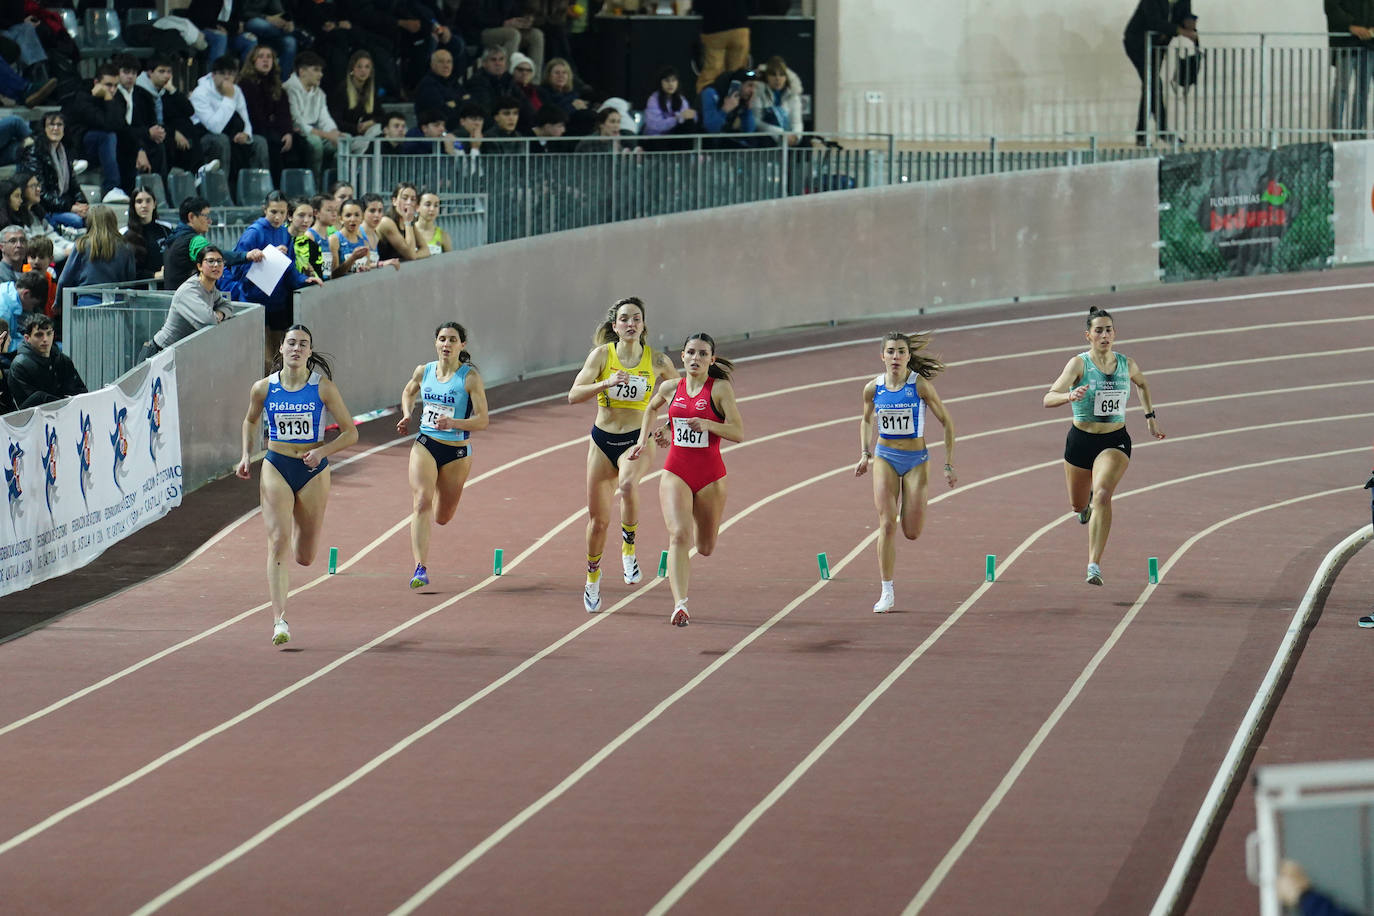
[[436, 505, 458, 526], [412, 490, 435, 515], [1091, 488, 1114, 508], [667, 524, 692, 545], [902, 523, 923, 541], [615, 476, 637, 502], [696, 538, 715, 557]]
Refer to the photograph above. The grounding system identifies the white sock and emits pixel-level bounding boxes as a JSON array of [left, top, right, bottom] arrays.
[[880, 580, 894, 593]]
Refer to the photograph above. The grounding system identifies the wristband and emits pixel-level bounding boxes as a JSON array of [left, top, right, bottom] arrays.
[[862, 449, 871, 458], [1144, 411, 1156, 419], [943, 464, 954, 471]]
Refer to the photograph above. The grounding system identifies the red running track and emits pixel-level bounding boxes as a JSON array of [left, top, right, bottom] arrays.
[[4, 270, 1374, 915]]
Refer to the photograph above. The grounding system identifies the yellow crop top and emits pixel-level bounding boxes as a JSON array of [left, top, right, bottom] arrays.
[[596, 341, 655, 410]]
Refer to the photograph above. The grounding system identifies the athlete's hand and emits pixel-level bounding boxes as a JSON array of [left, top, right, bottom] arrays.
[[685, 417, 708, 432], [652, 423, 671, 448], [433, 416, 454, 431], [302, 449, 322, 469], [235, 456, 251, 479], [626, 443, 644, 462], [1146, 417, 1166, 440], [396, 414, 411, 435], [606, 369, 630, 391], [1067, 384, 1088, 402], [943, 464, 958, 487], [855, 453, 870, 477]]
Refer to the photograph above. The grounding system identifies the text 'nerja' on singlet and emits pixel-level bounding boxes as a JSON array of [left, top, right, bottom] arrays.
[[872, 373, 926, 440], [265, 371, 326, 444], [1071, 351, 1131, 424], [596, 341, 655, 411], [418, 362, 473, 443]]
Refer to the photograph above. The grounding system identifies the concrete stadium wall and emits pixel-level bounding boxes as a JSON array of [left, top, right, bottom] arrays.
[[298, 159, 1161, 418], [174, 306, 264, 491]]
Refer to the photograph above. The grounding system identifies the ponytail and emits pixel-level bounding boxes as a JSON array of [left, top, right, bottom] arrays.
[[883, 330, 944, 379], [270, 324, 335, 378], [682, 332, 735, 381], [435, 321, 476, 368], [593, 296, 647, 346]]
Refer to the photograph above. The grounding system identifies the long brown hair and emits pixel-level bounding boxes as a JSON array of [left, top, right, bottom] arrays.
[[593, 296, 648, 346], [76, 205, 126, 262], [270, 324, 335, 378], [344, 50, 375, 115], [240, 44, 283, 100], [683, 332, 735, 380], [883, 330, 945, 379]]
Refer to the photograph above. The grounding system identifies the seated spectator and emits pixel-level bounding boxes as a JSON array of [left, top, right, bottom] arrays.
[[240, 0, 298, 74], [111, 53, 167, 181], [414, 49, 466, 131], [0, 54, 55, 110], [221, 191, 321, 364], [22, 237, 57, 323], [286, 198, 323, 281], [8, 314, 87, 409], [329, 198, 374, 276], [2, 172, 70, 263], [405, 110, 462, 157], [55, 206, 137, 308], [63, 64, 141, 202], [457, 1, 545, 78], [576, 107, 637, 153], [0, 114, 32, 168], [379, 113, 413, 156], [284, 51, 341, 181], [2, 270, 46, 348], [643, 66, 698, 144], [139, 245, 236, 360], [162, 196, 265, 291], [510, 52, 542, 119], [0, 225, 27, 283], [414, 189, 453, 254], [751, 56, 822, 149], [537, 57, 589, 121], [454, 102, 488, 153], [530, 105, 573, 152], [23, 113, 89, 232], [462, 46, 532, 125], [329, 50, 383, 154], [239, 44, 303, 186], [134, 55, 201, 177], [182, 0, 244, 66], [190, 55, 270, 189], [486, 97, 529, 152], [124, 188, 176, 282], [701, 68, 769, 148]]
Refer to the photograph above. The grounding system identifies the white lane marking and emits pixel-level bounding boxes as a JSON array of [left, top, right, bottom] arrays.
[[903, 484, 1355, 914]]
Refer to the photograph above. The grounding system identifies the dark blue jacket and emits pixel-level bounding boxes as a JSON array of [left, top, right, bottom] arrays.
[[226, 217, 310, 312]]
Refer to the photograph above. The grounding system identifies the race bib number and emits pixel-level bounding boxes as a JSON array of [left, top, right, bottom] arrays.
[[1093, 387, 1128, 416], [427, 243, 443, 256], [275, 412, 315, 441], [672, 417, 707, 448], [422, 402, 455, 429], [610, 374, 648, 402], [877, 408, 914, 435]]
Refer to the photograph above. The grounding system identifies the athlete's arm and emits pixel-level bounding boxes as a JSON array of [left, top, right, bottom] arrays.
[[919, 377, 958, 487], [445, 368, 489, 432], [856, 379, 877, 477], [1128, 357, 1166, 440], [379, 217, 419, 260], [235, 379, 269, 478], [1043, 357, 1087, 408], [696, 379, 744, 443], [396, 363, 426, 434], [627, 378, 674, 460], [567, 346, 617, 404], [306, 378, 359, 466]]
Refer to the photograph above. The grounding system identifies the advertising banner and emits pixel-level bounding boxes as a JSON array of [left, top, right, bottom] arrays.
[[1332, 140, 1374, 264], [1159, 143, 1333, 281], [0, 350, 182, 598]]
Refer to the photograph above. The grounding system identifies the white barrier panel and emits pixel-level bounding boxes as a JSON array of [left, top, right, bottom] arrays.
[[1333, 140, 1374, 265], [0, 350, 183, 598]]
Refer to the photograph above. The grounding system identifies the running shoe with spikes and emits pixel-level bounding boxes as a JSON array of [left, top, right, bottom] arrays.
[[1077, 503, 1092, 525], [1359, 614, 1374, 629], [272, 618, 291, 646], [669, 601, 689, 627], [583, 579, 602, 613], [622, 553, 642, 585], [873, 589, 895, 613], [409, 564, 429, 589], [1085, 563, 1104, 586]]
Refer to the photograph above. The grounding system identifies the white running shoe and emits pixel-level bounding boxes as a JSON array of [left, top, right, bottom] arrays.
[[1085, 563, 1104, 586], [669, 604, 690, 627], [72, 158, 89, 176], [272, 618, 291, 646], [622, 553, 642, 585], [873, 589, 895, 613], [102, 187, 130, 204], [583, 579, 602, 613]]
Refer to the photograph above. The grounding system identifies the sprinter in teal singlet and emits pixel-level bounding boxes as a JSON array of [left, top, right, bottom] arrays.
[[1043, 306, 1165, 586], [397, 322, 489, 589]]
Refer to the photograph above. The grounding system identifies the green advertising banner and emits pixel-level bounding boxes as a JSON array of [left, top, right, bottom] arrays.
[[1159, 143, 1333, 281]]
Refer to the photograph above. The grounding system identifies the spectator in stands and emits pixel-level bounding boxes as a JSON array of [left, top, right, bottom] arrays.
[[55, 205, 137, 308], [22, 237, 57, 325], [406, 110, 462, 156], [64, 64, 141, 202], [415, 49, 466, 131], [3, 171, 69, 263], [414, 189, 452, 254], [283, 51, 341, 181], [0, 114, 32, 168], [329, 198, 373, 276], [643, 65, 698, 145], [379, 113, 412, 156], [701, 68, 765, 147], [287, 198, 324, 281], [336, 0, 433, 93], [1123, 0, 1196, 144], [124, 188, 175, 282], [694, 0, 751, 94], [0, 225, 26, 283], [576, 106, 637, 153], [510, 52, 543, 116], [486, 97, 529, 151], [183, 0, 243, 65], [309, 194, 338, 245], [0, 54, 55, 109], [139, 245, 236, 361], [530, 105, 572, 152], [110, 53, 166, 180], [530, 1, 573, 71], [3, 270, 47, 347], [23, 113, 88, 232], [454, 102, 487, 153], [329, 181, 354, 209], [538, 57, 589, 118], [223, 190, 321, 364], [329, 50, 383, 153], [1328, 1, 1373, 136], [373, 182, 427, 262], [239, 44, 303, 186], [462, 46, 530, 123], [162, 195, 265, 291], [458, 1, 546, 79], [8, 314, 86, 409], [240, 0, 298, 75], [751, 55, 822, 149], [134, 55, 201, 178], [191, 55, 271, 186]]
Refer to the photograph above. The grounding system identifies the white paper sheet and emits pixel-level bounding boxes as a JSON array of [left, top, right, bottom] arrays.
[[245, 244, 291, 295]]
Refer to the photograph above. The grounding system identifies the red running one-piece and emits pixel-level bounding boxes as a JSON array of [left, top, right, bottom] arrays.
[[662, 376, 727, 493]]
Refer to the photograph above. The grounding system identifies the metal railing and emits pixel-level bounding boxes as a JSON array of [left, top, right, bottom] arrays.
[[65, 284, 170, 390], [199, 198, 489, 255], [1142, 31, 1374, 148]]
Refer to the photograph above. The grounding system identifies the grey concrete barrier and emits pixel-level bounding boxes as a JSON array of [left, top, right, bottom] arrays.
[[173, 305, 264, 491]]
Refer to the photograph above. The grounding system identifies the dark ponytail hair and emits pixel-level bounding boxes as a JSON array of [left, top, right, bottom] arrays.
[[883, 330, 945, 379], [683, 332, 735, 380], [593, 296, 647, 346], [435, 321, 475, 367], [1086, 306, 1113, 328], [270, 324, 335, 379]]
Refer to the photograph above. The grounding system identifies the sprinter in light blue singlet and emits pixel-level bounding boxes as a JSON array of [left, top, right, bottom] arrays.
[[396, 322, 489, 590], [856, 331, 959, 615], [237, 324, 359, 647], [1044, 306, 1165, 588]]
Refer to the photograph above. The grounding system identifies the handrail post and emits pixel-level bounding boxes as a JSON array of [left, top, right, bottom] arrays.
[[779, 134, 789, 198], [1259, 33, 1268, 147], [1144, 31, 1154, 148], [887, 133, 894, 186], [522, 138, 531, 239]]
